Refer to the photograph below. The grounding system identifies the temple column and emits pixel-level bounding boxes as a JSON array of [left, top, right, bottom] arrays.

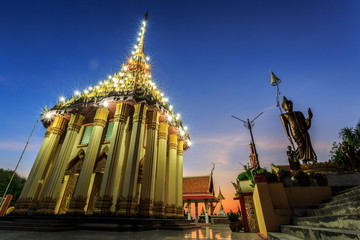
[[67, 107, 109, 215], [138, 111, 159, 217], [94, 103, 129, 215], [14, 129, 51, 214], [195, 202, 199, 223], [205, 200, 209, 224], [115, 114, 133, 213], [19, 129, 50, 199], [116, 102, 147, 216], [153, 122, 168, 218], [187, 200, 192, 220], [36, 113, 84, 214], [14, 116, 68, 214], [176, 140, 184, 218], [165, 134, 178, 218]]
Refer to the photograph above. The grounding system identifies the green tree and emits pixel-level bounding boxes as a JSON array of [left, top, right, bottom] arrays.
[[330, 120, 360, 169], [0, 169, 26, 206], [329, 142, 350, 168]]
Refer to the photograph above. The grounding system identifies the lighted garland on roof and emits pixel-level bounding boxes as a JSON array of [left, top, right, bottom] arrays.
[[41, 13, 190, 145]]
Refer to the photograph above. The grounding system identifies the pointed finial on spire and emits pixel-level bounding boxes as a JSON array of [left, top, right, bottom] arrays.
[[270, 70, 281, 86], [137, 11, 148, 54], [217, 186, 225, 200]]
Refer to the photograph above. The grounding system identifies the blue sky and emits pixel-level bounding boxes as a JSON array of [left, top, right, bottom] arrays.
[[1, 0, 359, 210]]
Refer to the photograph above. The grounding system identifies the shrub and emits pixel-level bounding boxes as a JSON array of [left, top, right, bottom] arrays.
[[237, 172, 249, 181], [227, 210, 241, 222]]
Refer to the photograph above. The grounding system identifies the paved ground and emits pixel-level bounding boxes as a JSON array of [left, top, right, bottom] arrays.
[[0, 225, 262, 240]]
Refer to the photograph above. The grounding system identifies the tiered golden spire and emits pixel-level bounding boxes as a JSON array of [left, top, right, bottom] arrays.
[[217, 187, 225, 200], [136, 11, 148, 55], [42, 12, 191, 148]]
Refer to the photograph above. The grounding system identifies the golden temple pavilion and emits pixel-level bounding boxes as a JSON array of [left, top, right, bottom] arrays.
[[13, 13, 190, 219]]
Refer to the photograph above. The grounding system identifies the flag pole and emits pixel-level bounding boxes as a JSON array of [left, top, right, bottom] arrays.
[[0, 120, 39, 209]]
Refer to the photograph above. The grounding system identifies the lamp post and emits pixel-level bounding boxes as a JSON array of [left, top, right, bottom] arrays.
[[232, 112, 263, 169]]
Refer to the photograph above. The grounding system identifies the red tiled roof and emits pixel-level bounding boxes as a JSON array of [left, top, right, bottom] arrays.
[[183, 176, 211, 194]]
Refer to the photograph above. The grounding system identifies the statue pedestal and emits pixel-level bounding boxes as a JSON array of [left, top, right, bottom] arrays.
[[211, 215, 228, 224], [327, 173, 360, 187], [301, 162, 340, 174]]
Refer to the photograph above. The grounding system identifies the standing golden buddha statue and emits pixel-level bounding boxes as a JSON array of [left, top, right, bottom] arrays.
[[280, 96, 317, 164]]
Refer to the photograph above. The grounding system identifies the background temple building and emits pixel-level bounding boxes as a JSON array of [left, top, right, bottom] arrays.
[[13, 13, 191, 218], [183, 169, 220, 224]]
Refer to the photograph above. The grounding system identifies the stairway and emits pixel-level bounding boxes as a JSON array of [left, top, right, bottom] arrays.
[[268, 185, 360, 240]]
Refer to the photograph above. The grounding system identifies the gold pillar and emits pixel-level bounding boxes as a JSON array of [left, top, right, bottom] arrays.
[[13, 130, 51, 214], [153, 122, 168, 218], [176, 140, 184, 218], [67, 108, 109, 215], [13, 116, 68, 214], [116, 102, 147, 216], [165, 134, 178, 218], [138, 111, 159, 217], [94, 103, 129, 214], [115, 114, 133, 213], [36, 114, 84, 214], [19, 129, 51, 198]]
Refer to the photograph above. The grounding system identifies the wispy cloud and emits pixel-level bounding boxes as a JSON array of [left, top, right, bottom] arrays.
[[0, 137, 43, 151], [189, 133, 249, 166]]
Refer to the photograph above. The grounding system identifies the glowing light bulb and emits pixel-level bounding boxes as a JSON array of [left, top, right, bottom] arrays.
[[134, 44, 137, 49], [146, 56, 150, 61], [154, 85, 157, 90], [132, 51, 135, 55], [188, 141, 192, 146], [145, 64, 149, 69], [164, 98, 168, 102], [74, 90, 80, 96], [184, 126, 188, 131], [143, 21, 146, 25], [45, 112, 53, 119], [167, 115, 173, 121], [138, 32, 142, 36], [88, 87, 92, 90], [176, 113, 181, 120], [96, 86, 100, 89], [119, 80, 124, 84], [105, 81, 109, 84], [60, 97, 65, 102], [99, 81, 103, 85], [160, 93, 164, 97], [141, 27, 144, 31], [136, 50, 139, 53], [169, 105, 173, 110], [84, 90, 89, 94], [137, 38, 140, 41], [108, 75, 111, 79], [124, 66, 128, 71], [113, 83, 118, 88], [103, 101, 109, 107], [180, 130, 185, 136]]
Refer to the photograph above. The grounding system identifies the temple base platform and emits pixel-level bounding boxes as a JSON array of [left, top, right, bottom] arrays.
[[0, 215, 196, 232]]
